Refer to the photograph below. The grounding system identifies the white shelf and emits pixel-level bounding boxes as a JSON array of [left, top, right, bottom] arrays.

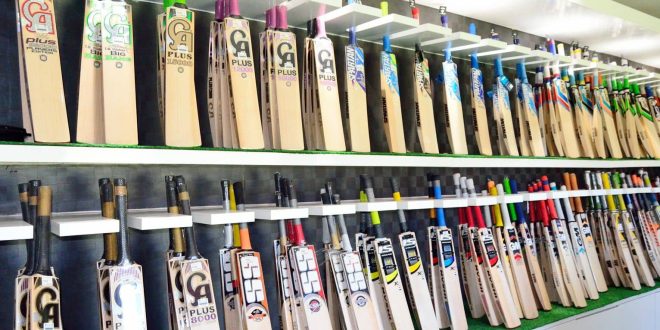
[[468, 196, 498, 206], [285, 0, 342, 27], [604, 188, 626, 196], [451, 38, 507, 57], [128, 212, 192, 230], [546, 190, 570, 199], [305, 203, 356, 216], [0, 144, 658, 168], [590, 189, 606, 197], [396, 197, 434, 210], [51, 214, 119, 237], [321, 3, 381, 35], [524, 50, 555, 66], [521, 192, 549, 201], [251, 207, 308, 221], [354, 14, 419, 42], [567, 190, 592, 198], [390, 24, 452, 48], [351, 201, 398, 212], [487, 44, 532, 62], [192, 209, 254, 225], [421, 32, 481, 53], [0, 220, 32, 241], [499, 194, 524, 204], [434, 197, 469, 208]]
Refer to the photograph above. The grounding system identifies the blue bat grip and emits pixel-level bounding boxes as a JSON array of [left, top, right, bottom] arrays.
[[646, 85, 653, 97], [433, 184, 447, 227], [495, 57, 504, 77], [349, 27, 357, 46], [510, 179, 527, 224], [383, 35, 392, 53]]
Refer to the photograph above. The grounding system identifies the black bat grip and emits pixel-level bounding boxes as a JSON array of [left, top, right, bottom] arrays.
[[99, 179, 117, 264], [18, 183, 32, 272], [176, 176, 202, 260], [26, 180, 41, 275], [114, 178, 132, 266], [34, 186, 53, 276]]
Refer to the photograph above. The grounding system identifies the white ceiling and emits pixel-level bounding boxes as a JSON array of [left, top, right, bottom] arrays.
[[416, 0, 660, 69]]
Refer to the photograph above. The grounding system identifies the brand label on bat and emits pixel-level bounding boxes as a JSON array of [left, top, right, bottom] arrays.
[[21, 0, 55, 34], [381, 52, 400, 95], [166, 9, 194, 66], [346, 46, 366, 92], [102, 5, 133, 62], [30, 276, 61, 329], [83, 2, 102, 60]]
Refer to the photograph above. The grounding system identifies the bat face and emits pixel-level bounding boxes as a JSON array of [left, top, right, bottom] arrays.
[[97, 263, 114, 330], [167, 256, 188, 329], [180, 259, 220, 329], [413, 51, 439, 154], [109, 265, 147, 330], [273, 30, 304, 151], [164, 7, 201, 147], [470, 67, 492, 155], [101, 1, 138, 145], [288, 246, 329, 318], [14, 274, 30, 330], [219, 248, 239, 328], [444, 61, 468, 155], [380, 51, 406, 153], [17, 0, 70, 143], [344, 44, 370, 152], [313, 38, 346, 152], [237, 251, 272, 327], [224, 17, 265, 149], [77, 0, 104, 144], [29, 275, 62, 330]]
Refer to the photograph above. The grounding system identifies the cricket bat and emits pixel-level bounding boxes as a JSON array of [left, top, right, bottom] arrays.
[[543, 180, 587, 307], [27, 186, 63, 330], [233, 182, 272, 328], [513, 56, 532, 156], [468, 24, 492, 156], [390, 177, 439, 329], [208, 0, 225, 147], [627, 174, 660, 277], [284, 178, 333, 329], [164, 176, 189, 330], [108, 179, 147, 329], [559, 185, 600, 299], [517, 61, 546, 157], [380, 34, 406, 153], [320, 189, 353, 329], [413, 43, 439, 154], [645, 86, 660, 135], [14, 183, 33, 330], [493, 47, 519, 156], [426, 176, 448, 329], [173, 177, 221, 330], [632, 83, 660, 158], [344, 11, 370, 152], [470, 180, 521, 328], [610, 174, 656, 287], [216, 180, 240, 330], [593, 172, 628, 287], [463, 184, 503, 326], [431, 176, 468, 329], [493, 183, 539, 319], [311, 18, 346, 151], [549, 41, 581, 158], [259, 6, 276, 149], [507, 179, 552, 310], [222, 0, 265, 149], [542, 64, 566, 156], [600, 172, 641, 289], [583, 173, 617, 287], [566, 173, 609, 292], [572, 71, 596, 158], [595, 76, 623, 158], [271, 6, 304, 150], [329, 188, 382, 330], [620, 79, 644, 158], [609, 79, 632, 157], [361, 175, 414, 329], [16, 0, 70, 143], [164, 1, 202, 147], [438, 7, 468, 155], [100, 0, 138, 145], [77, 0, 104, 144], [588, 68, 607, 158], [272, 173, 299, 330], [535, 183, 572, 307], [97, 178, 118, 330]]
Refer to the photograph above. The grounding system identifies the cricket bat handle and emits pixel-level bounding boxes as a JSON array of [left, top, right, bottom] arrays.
[[114, 178, 132, 266], [35, 186, 53, 275]]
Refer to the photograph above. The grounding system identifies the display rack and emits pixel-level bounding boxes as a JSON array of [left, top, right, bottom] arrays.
[[192, 209, 255, 225], [0, 144, 657, 168], [127, 212, 192, 230], [51, 215, 119, 237], [390, 23, 452, 48], [354, 13, 419, 41], [251, 206, 309, 221], [0, 220, 32, 241], [321, 2, 382, 34]]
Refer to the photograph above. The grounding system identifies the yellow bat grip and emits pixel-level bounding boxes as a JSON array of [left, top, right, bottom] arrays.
[[489, 186, 503, 227], [601, 173, 617, 212]]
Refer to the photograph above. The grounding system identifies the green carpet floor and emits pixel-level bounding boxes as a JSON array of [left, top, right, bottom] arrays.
[[466, 281, 660, 329]]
